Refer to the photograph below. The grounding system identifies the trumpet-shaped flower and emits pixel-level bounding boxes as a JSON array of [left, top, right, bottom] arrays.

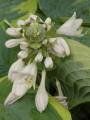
[[21, 62, 37, 89], [35, 52, 43, 62], [35, 70, 48, 113], [49, 37, 70, 57], [4, 78, 33, 106], [8, 59, 25, 82], [56, 12, 83, 37], [5, 38, 25, 48], [44, 56, 53, 69], [6, 27, 22, 37]]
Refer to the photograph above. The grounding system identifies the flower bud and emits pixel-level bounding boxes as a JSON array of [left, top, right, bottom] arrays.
[[35, 70, 48, 113], [5, 38, 25, 48], [18, 50, 28, 59], [35, 52, 43, 62], [44, 57, 53, 69], [20, 41, 29, 50], [6, 27, 22, 37]]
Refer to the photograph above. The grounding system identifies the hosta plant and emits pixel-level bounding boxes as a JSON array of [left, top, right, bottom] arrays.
[[0, 0, 90, 120]]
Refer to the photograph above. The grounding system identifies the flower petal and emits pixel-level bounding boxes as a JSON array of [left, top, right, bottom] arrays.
[[44, 56, 53, 69], [56, 12, 83, 37], [49, 37, 70, 57], [5, 38, 25, 48], [18, 50, 28, 59], [4, 79, 31, 106], [6, 27, 22, 37], [35, 52, 43, 62]]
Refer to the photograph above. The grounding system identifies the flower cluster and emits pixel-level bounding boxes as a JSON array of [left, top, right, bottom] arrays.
[[4, 13, 83, 112]]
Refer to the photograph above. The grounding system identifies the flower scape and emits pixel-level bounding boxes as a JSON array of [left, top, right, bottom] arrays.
[[4, 13, 83, 113]]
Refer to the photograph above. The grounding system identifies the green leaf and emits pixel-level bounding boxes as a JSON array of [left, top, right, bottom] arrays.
[[56, 39, 90, 109], [39, 0, 90, 24], [0, 77, 72, 120], [0, 0, 37, 22]]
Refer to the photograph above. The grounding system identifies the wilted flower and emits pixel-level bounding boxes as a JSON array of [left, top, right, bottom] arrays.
[[44, 56, 53, 69], [49, 37, 70, 57], [6, 27, 22, 37], [4, 78, 33, 106], [35, 52, 43, 62], [35, 70, 48, 113], [5, 60, 36, 106], [56, 12, 83, 37], [8, 59, 25, 82]]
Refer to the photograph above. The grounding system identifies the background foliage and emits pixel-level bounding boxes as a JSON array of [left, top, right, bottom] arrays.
[[0, 0, 90, 120]]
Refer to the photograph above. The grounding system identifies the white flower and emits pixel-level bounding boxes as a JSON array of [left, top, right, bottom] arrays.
[[56, 12, 83, 37], [6, 27, 22, 37], [17, 20, 25, 26], [49, 37, 70, 57], [5, 38, 25, 48], [4, 79, 32, 106], [35, 70, 48, 113], [21, 62, 37, 89], [18, 50, 28, 59], [35, 52, 43, 62], [8, 59, 25, 82], [44, 56, 53, 69]]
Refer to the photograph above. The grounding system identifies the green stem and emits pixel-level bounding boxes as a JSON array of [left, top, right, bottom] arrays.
[[56, 79, 63, 96], [4, 19, 13, 27]]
